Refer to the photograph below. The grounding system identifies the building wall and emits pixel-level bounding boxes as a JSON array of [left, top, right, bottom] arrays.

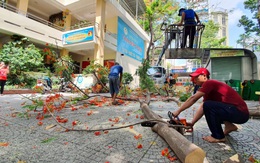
[[105, 17, 117, 34], [116, 53, 141, 88], [104, 53, 116, 60], [0, 7, 63, 46], [190, 0, 230, 46], [0, 0, 149, 88], [210, 11, 229, 46]]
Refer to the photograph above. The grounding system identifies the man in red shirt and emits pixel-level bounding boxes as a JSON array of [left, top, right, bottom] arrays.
[[171, 68, 249, 143]]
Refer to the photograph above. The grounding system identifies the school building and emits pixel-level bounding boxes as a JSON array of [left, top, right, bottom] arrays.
[[0, 0, 149, 86]]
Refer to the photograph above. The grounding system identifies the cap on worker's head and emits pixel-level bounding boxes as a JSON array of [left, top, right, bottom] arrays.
[[189, 68, 210, 77], [178, 8, 186, 16]]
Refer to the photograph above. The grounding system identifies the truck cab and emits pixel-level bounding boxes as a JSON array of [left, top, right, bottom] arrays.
[[147, 66, 166, 87]]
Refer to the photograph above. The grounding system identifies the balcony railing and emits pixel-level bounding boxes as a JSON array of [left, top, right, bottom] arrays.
[[1, 1, 128, 42], [0, 1, 64, 31]]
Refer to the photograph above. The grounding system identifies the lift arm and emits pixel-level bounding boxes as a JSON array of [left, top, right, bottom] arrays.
[[155, 33, 175, 66], [155, 23, 177, 66]]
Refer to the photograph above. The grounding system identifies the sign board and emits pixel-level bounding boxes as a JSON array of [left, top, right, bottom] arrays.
[[171, 69, 187, 73], [73, 74, 95, 89], [210, 50, 244, 58], [63, 27, 94, 45], [117, 17, 145, 62]]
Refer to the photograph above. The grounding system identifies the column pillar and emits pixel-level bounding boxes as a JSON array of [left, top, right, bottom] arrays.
[[60, 48, 69, 57], [63, 9, 71, 31], [94, 0, 106, 66], [16, 0, 29, 14]]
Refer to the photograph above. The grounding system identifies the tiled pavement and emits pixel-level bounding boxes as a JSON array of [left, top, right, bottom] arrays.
[[0, 93, 259, 163]]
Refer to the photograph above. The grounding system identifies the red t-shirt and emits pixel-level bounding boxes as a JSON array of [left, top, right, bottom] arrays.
[[0, 68, 8, 80], [198, 79, 249, 115]]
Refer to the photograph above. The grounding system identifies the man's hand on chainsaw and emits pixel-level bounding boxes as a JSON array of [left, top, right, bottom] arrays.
[[186, 122, 194, 127], [172, 110, 181, 118], [185, 122, 194, 132]]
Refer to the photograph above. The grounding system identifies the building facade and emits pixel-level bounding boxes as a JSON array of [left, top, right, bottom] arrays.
[[0, 0, 149, 87], [209, 9, 229, 46]]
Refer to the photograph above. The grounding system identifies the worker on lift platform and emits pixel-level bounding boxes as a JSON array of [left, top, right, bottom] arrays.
[[178, 8, 200, 49]]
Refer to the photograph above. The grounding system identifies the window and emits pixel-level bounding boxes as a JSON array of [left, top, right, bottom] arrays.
[[222, 27, 226, 37], [214, 15, 218, 23], [222, 16, 226, 25], [147, 66, 163, 77]]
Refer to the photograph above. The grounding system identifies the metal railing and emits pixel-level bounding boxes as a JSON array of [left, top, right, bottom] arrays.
[[0, 1, 64, 31], [163, 23, 205, 49], [70, 21, 95, 30], [111, 0, 147, 32], [0, 0, 132, 41]]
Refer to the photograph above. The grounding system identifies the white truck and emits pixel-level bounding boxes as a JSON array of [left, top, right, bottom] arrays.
[[147, 66, 166, 87]]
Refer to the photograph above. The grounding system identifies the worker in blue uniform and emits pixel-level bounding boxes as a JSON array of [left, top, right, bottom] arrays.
[[178, 8, 200, 48]]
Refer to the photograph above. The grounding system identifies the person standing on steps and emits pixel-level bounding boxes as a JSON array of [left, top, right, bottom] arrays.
[[178, 8, 200, 48], [108, 62, 123, 105], [169, 68, 249, 143]]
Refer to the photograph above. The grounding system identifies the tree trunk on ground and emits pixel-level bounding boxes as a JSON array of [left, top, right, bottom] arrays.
[[249, 106, 260, 117], [140, 102, 206, 163]]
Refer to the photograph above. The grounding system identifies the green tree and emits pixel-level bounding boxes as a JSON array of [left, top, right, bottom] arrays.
[[136, 59, 155, 92], [237, 0, 260, 49], [201, 20, 228, 48], [122, 72, 133, 84], [140, 0, 179, 61], [200, 20, 230, 48], [238, 0, 260, 34], [0, 37, 45, 86]]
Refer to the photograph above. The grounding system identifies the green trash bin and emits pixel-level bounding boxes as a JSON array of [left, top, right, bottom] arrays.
[[242, 80, 251, 100], [226, 79, 242, 96], [248, 80, 260, 101]]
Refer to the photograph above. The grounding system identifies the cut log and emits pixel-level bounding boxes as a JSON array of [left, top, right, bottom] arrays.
[[140, 102, 206, 163], [249, 108, 260, 117]]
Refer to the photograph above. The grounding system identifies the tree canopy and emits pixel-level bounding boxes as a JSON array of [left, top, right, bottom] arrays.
[[0, 36, 45, 86], [201, 20, 230, 48], [140, 0, 179, 61], [237, 0, 260, 49]]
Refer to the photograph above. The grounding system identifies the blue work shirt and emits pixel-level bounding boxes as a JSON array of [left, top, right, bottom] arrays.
[[184, 9, 196, 25], [109, 65, 123, 77]]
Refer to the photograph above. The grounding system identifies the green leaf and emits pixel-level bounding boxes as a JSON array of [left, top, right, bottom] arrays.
[[43, 115, 51, 118], [41, 137, 57, 143], [133, 109, 143, 114], [22, 105, 37, 111]]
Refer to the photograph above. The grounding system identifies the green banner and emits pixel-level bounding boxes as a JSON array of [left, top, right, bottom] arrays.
[[210, 50, 244, 58]]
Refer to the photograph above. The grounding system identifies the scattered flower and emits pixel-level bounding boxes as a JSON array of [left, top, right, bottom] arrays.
[[0, 142, 9, 146], [38, 121, 43, 126], [137, 143, 143, 149], [134, 134, 142, 140], [72, 121, 77, 126], [94, 131, 101, 136]]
